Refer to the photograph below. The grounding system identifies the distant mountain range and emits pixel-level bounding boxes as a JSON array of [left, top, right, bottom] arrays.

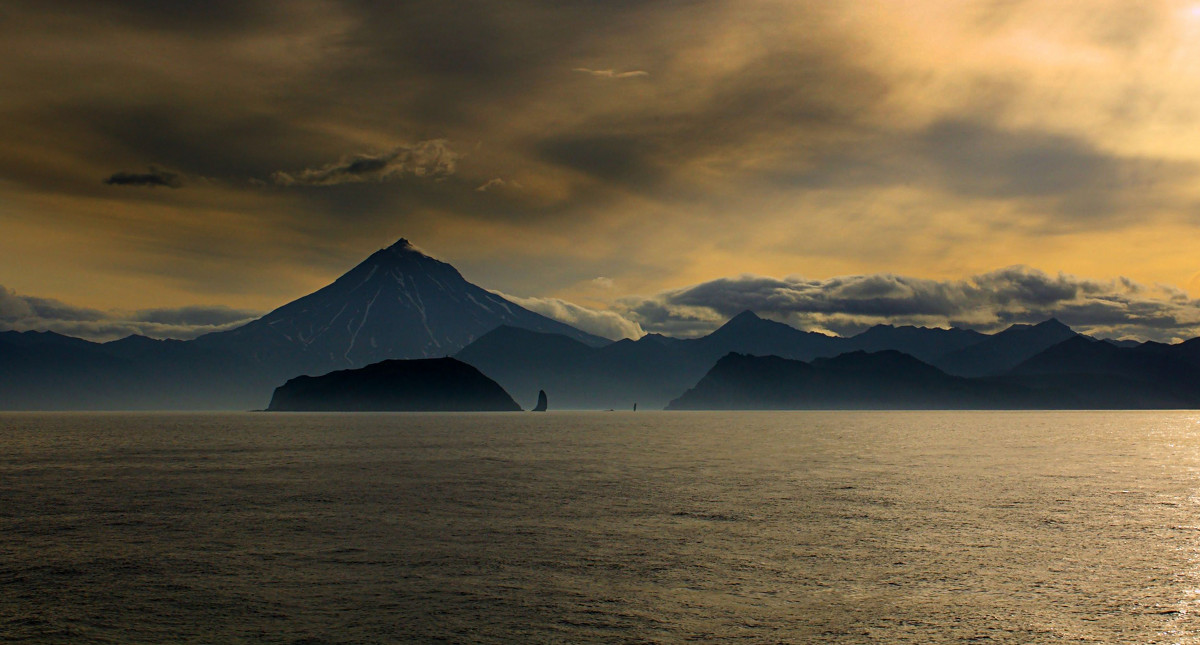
[[666, 351, 1040, 410], [668, 334, 1200, 410], [2, 238, 1198, 410], [454, 313, 1084, 409]]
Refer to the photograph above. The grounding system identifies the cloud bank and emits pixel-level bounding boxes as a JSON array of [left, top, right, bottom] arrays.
[[494, 291, 645, 341], [0, 285, 260, 342], [622, 267, 1200, 343]]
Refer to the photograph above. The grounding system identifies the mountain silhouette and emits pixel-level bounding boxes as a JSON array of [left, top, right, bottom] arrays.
[[668, 333, 1200, 410], [998, 335, 1200, 407], [666, 351, 1035, 410], [195, 239, 605, 379], [841, 324, 986, 363], [692, 310, 844, 360], [455, 312, 1018, 409], [0, 331, 141, 410], [931, 319, 1077, 377], [456, 312, 848, 409]]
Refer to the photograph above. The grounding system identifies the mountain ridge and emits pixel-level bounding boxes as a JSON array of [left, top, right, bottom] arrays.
[[453, 313, 1097, 410]]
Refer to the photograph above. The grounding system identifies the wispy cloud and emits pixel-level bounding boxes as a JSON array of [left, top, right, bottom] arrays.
[[272, 140, 459, 186], [475, 177, 521, 192], [573, 67, 649, 79]]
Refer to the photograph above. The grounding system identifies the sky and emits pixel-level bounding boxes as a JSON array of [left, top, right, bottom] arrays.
[[5, 0, 1200, 342]]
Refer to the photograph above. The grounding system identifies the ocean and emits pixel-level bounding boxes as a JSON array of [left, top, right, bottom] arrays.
[[2, 411, 1200, 643]]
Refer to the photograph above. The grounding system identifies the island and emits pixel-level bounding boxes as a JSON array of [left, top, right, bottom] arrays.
[[266, 357, 522, 411], [665, 344, 1200, 410]]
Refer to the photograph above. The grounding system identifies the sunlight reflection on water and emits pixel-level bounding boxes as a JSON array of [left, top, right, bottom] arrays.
[[2, 410, 1200, 643]]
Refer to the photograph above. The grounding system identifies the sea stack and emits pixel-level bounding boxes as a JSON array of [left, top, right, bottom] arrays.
[[532, 389, 548, 412]]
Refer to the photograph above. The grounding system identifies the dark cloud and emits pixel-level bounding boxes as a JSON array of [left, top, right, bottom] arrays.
[[317, 1, 642, 130], [271, 141, 459, 186], [0, 0, 891, 243], [769, 117, 1193, 224], [920, 119, 1113, 197], [541, 46, 890, 186], [537, 134, 664, 187], [621, 267, 1200, 342], [22, 296, 109, 323], [103, 168, 182, 188], [83, 105, 346, 185], [913, 119, 1185, 219], [0, 285, 260, 341], [8, 0, 281, 36]]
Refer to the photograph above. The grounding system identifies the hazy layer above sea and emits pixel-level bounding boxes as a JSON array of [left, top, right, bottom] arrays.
[[3, 411, 1200, 643]]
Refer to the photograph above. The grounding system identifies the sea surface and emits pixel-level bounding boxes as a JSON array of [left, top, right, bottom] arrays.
[[3, 411, 1200, 643]]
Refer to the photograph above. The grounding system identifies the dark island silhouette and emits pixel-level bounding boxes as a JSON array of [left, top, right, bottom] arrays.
[[266, 357, 521, 412]]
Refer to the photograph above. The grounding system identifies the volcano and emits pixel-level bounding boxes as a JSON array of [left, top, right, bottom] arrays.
[[195, 239, 607, 379]]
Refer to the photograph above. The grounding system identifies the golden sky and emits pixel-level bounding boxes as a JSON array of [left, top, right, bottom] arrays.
[[4, 1, 1200, 340]]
